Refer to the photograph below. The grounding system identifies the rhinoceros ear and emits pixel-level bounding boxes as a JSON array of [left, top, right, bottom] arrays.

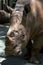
[[3, 4, 14, 13], [24, 3, 31, 14]]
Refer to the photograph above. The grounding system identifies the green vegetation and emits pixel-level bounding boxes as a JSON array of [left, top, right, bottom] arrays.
[[10, 0, 17, 7]]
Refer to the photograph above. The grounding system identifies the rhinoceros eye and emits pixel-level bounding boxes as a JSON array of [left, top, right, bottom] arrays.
[[10, 32, 15, 37], [20, 34, 25, 40], [10, 30, 19, 37]]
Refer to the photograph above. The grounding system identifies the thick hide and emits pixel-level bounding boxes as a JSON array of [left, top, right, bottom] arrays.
[[26, 0, 43, 64], [5, 0, 43, 64]]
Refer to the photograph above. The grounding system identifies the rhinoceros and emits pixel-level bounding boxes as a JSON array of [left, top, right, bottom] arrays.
[[5, 0, 43, 64]]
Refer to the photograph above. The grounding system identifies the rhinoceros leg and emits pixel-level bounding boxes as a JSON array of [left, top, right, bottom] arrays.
[[24, 40, 32, 59], [29, 34, 43, 64]]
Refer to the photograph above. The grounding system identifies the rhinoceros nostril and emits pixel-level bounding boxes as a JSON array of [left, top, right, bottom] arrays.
[[13, 45, 17, 49], [17, 50, 22, 55], [17, 51, 20, 54]]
